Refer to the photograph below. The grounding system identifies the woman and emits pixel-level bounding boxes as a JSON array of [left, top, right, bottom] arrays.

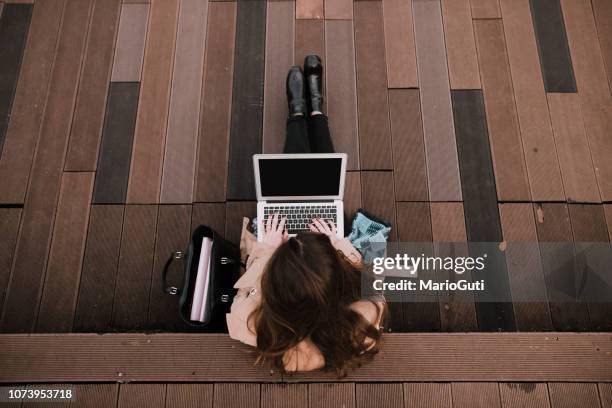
[[226, 56, 387, 376]]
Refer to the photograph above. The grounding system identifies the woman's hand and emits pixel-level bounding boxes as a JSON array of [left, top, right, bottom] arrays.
[[260, 213, 288, 248], [309, 218, 339, 245]]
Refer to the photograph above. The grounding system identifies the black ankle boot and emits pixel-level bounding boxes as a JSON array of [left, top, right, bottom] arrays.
[[304, 55, 323, 113], [286, 66, 306, 115]]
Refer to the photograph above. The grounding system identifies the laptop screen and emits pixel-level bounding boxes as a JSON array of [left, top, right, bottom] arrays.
[[257, 156, 343, 199]]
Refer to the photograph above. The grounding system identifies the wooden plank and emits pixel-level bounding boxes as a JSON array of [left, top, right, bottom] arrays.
[[430, 202, 478, 332], [126, 0, 179, 204], [225, 202, 256, 245], [473, 19, 531, 202], [498, 383, 551, 408], [354, 1, 392, 170], [261, 384, 307, 408], [469, 0, 500, 18], [499, 203, 553, 331], [413, 0, 462, 201], [592, 0, 612, 93], [452, 89, 516, 332], [441, 0, 480, 90], [0, 0, 62, 204], [534, 203, 589, 331], [2, 333, 612, 383], [295, 19, 324, 67], [64, 0, 121, 171], [309, 383, 355, 408], [402, 383, 451, 408], [600, 383, 612, 408], [214, 384, 260, 408], [356, 383, 403, 408], [325, 19, 359, 170], [192, 203, 226, 235], [361, 172, 397, 241], [500, 0, 565, 201], [110, 3, 149, 82], [296, 0, 323, 19], [36, 172, 94, 333], [606, 205, 612, 240], [92, 82, 140, 204], [344, 171, 362, 222], [262, 1, 294, 154], [165, 384, 213, 408], [118, 384, 166, 408], [382, 0, 418, 88], [547, 93, 600, 203], [324, 0, 352, 20], [0, 0, 93, 333], [0, 3, 32, 156], [452, 383, 501, 408], [548, 383, 602, 408], [73, 384, 119, 408], [111, 204, 158, 330], [389, 89, 428, 201], [160, 0, 208, 204], [147, 204, 192, 330], [224, 0, 262, 200], [0, 208, 21, 317]]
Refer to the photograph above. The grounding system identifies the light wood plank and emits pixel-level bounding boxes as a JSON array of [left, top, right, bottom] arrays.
[[296, 0, 323, 19], [118, 384, 165, 408], [309, 383, 354, 408], [111, 3, 149, 82], [382, 0, 418, 88], [600, 383, 612, 408], [470, 0, 500, 18], [592, 0, 612, 93], [356, 383, 403, 408], [548, 383, 602, 408], [452, 383, 501, 408], [0, 209, 21, 317], [165, 384, 213, 408], [261, 384, 307, 408], [403, 383, 451, 408], [498, 383, 550, 408], [214, 383, 260, 408], [324, 0, 352, 19], [73, 384, 119, 408]]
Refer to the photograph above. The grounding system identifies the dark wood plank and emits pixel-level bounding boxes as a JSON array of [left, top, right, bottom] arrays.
[[225, 201, 256, 245], [354, 1, 392, 170], [361, 172, 397, 241], [224, 0, 263, 200], [600, 383, 612, 408], [0, 0, 93, 333], [356, 383, 403, 408], [382, 0, 417, 88], [195, 2, 237, 201], [0, 208, 21, 317], [295, 19, 324, 67], [64, 0, 121, 171], [111, 204, 158, 330], [469, 0, 501, 18], [93, 82, 140, 204], [160, 0, 207, 204], [498, 383, 551, 408], [0, 3, 31, 156], [73, 384, 119, 408], [309, 384, 354, 408], [344, 171, 362, 222], [547, 93, 600, 203], [165, 384, 213, 408], [592, 0, 612, 93], [413, 0, 462, 201], [324, 0, 352, 20], [74, 205, 124, 332], [118, 384, 166, 408], [261, 384, 307, 408], [296, 0, 323, 19], [452, 383, 501, 408], [147, 204, 192, 330], [499, 203, 553, 331], [192, 203, 226, 235], [110, 3, 149, 82], [36, 172, 94, 333], [214, 383, 260, 408], [441, 0, 481, 89], [389, 89, 428, 201], [126, 0, 179, 204], [473, 19, 531, 202], [533, 203, 589, 331], [325, 19, 359, 170], [548, 383, 602, 408], [0, 0, 62, 204], [452, 89, 516, 332], [402, 383, 451, 408]]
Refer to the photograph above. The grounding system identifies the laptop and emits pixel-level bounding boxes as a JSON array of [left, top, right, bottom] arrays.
[[253, 153, 347, 241]]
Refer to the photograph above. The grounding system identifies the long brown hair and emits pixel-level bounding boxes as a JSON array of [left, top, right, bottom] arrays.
[[248, 232, 387, 377]]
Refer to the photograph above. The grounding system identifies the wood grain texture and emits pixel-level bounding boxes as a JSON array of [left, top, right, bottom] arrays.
[[389, 89, 428, 201], [382, 0, 417, 88], [165, 384, 213, 408], [225, 201, 256, 245], [0, 208, 21, 318], [356, 383, 403, 408], [600, 383, 612, 408], [73, 383, 119, 408], [469, 0, 500, 18], [64, 0, 121, 171], [403, 383, 451, 408], [473, 19, 531, 202], [0, 0, 64, 204], [296, 0, 323, 19], [295, 19, 324, 67], [262, 1, 294, 154], [498, 383, 551, 408], [325, 19, 359, 170], [452, 383, 501, 408], [74, 205, 124, 332], [500, 0, 565, 201], [413, 0, 462, 201], [225, 0, 263, 200], [547, 93, 600, 203], [441, 0, 480, 89], [592, 0, 612, 93], [354, 1, 392, 170], [361, 172, 396, 241], [324, 0, 352, 19], [261, 384, 307, 408], [111, 205, 158, 330], [548, 383, 602, 408], [309, 383, 355, 408], [126, 0, 179, 203], [213, 383, 260, 408], [118, 384, 166, 408], [344, 171, 362, 221], [192, 203, 226, 235], [36, 172, 94, 333], [110, 3, 149, 82], [0, 0, 93, 333], [160, 0, 207, 204]]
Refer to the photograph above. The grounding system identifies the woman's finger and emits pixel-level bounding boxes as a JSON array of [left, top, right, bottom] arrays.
[[309, 223, 318, 232], [278, 216, 287, 233], [265, 213, 273, 233], [327, 220, 337, 234], [315, 218, 330, 234]]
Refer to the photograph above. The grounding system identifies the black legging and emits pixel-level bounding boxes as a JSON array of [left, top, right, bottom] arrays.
[[283, 114, 335, 153]]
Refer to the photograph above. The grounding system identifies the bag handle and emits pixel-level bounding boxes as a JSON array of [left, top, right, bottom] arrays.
[[162, 250, 185, 295]]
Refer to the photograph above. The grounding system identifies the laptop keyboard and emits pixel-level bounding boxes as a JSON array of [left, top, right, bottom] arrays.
[[263, 204, 337, 233]]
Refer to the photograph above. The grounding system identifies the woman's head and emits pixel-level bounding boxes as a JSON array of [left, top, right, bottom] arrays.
[[249, 232, 386, 377]]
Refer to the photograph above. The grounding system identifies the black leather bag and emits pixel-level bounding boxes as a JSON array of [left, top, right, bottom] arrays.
[[162, 225, 241, 330]]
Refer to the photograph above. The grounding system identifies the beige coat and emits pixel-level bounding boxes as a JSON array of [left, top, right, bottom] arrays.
[[226, 218, 382, 372]]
